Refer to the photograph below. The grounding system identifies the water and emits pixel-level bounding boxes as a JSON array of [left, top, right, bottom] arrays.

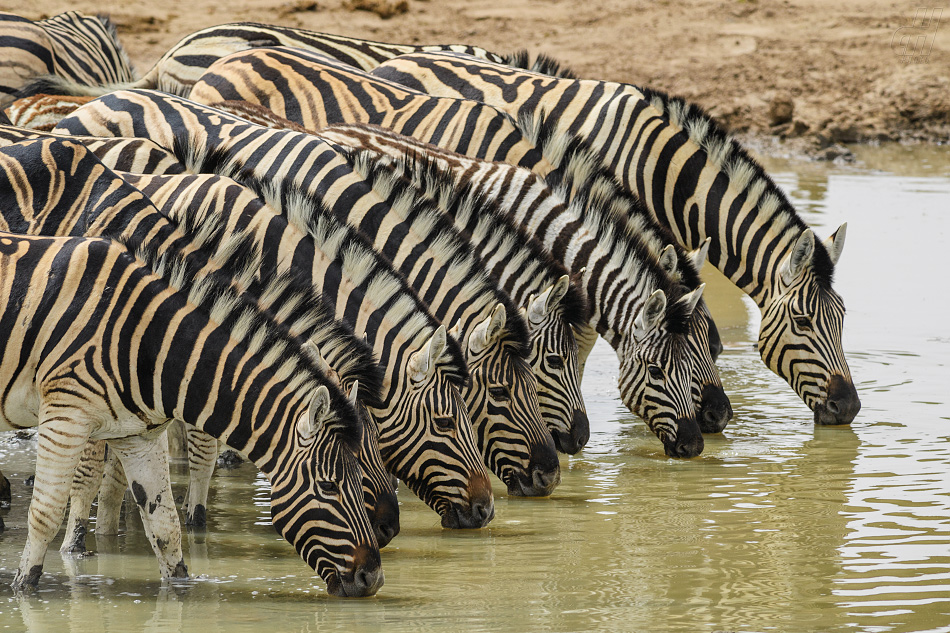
[[1, 144, 949, 632]]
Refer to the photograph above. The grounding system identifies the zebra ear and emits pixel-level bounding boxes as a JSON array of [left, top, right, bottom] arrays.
[[780, 229, 815, 286], [658, 244, 678, 277], [408, 325, 446, 382], [299, 385, 332, 441], [469, 303, 507, 354], [676, 283, 706, 318], [690, 237, 711, 271], [823, 222, 847, 266], [633, 290, 667, 341], [526, 275, 570, 325]]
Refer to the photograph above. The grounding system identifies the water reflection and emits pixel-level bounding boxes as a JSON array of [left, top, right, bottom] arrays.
[[2, 145, 950, 632]]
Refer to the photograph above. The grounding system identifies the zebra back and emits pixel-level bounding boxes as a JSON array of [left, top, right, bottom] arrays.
[[0, 124, 186, 174], [0, 11, 136, 106], [186, 46, 555, 172]]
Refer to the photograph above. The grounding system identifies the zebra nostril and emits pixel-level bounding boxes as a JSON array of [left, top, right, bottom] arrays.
[[826, 398, 840, 414]]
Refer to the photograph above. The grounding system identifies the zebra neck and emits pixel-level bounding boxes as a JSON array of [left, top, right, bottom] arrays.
[[140, 289, 305, 474], [548, 87, 805, 307]]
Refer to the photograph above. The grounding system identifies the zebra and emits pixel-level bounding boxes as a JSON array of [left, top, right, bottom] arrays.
[[0, 123, 188, 175], [0, 229, 381, 595], [0, 11, 136, 106], [53, 90, 563, 489], [371, 51, 861, 425], [15, 20, 574, 101], [0, 135, 399, 546], [176, 49, 717, 453], [53, 96, 497, 525], [337, 146, 592, 454]]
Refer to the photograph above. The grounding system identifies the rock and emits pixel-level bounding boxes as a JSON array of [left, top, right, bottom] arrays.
[[826, 124, 861, 143], [768, 92, 794, 126], [815, 143, 855, 162], [343, 0, 409, 19]]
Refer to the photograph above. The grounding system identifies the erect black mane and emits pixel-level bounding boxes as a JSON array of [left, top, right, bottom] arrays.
[[635, 85, 836, 288], [390, 146, 591, 331], [340, 145, 535, 360], [503, 49, 578, 79], [171, 132, 472, 387]]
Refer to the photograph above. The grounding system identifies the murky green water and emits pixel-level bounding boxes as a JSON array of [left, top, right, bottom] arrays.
[[1, 144, 949, 632]]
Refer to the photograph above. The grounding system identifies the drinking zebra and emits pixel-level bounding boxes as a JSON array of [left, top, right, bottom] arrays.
[[0, 228, 380, 595]]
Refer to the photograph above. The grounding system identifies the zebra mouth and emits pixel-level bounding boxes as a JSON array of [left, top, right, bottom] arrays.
[[325, 571, 346, 597]]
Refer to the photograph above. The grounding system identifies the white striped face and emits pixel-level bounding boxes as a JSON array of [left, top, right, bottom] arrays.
[[759, 274, 857, 424], [270, 415, 382, 598], [617, 331, 704, 458], [525, 308, 589, 454]]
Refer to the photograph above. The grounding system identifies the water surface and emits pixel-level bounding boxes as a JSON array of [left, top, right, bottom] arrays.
[[1, 144, 948, 633]]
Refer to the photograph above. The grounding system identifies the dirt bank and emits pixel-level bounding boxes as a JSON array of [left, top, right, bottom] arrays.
[[8, 0, 950, 152]]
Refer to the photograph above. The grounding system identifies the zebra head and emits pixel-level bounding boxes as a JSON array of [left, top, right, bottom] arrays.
[[619, 286, 706, 458], [453, 303, 562, 497], [658, 242, 732, 434], [270, 385, 383, 598], [759, 224, 859, 425], [521, 275, 590, 454], [380, 325, 495, 529], [304, 345, 399, 547]]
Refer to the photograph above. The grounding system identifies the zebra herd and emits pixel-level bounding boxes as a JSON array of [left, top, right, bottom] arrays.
[[0, 11, 860, 597]]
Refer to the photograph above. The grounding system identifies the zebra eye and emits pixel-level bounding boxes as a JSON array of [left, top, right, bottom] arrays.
[[434, 416, 456, 431], [488, 386, 511, 402], [793, 315, 812, 331], [546, 354, 565, 369], [318, 481, 339, 495], [647, 364, 664, 380]]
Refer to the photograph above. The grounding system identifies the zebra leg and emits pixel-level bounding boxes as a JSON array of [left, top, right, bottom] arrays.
[[13, 414, 92, 592], [60, 440, 107, 555], [0, 468, 10, 507], [183, 426, 217, 528], [574, 324, 600, 382], [107, 432, 189, 580], [94, 445, 128, 535]]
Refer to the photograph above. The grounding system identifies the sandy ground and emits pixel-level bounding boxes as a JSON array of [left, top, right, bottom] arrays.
[[6, 0, 950, 153]]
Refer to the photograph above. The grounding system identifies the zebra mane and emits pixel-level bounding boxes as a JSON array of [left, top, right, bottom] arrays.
[[118, 214, 362, 451], [637, 85, 835, 288], [91, 13, 137, 80], [340, 148, 533, 359], [503, 50, 578, 80], [172, 136, 470, 386], [518, 109, 705, 291], [516, 111, 694, 336], [347, 142, 590, 331], [162, 180, 384, 409]]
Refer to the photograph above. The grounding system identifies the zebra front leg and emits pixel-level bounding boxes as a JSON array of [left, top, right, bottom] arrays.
[[1, 468, 10, 507], [60, 440, 107, 555], [94, 444, 128, 535], [183, 426, 217, 528], [12, 414, 92, 592], [107, 432, 188, 580]]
